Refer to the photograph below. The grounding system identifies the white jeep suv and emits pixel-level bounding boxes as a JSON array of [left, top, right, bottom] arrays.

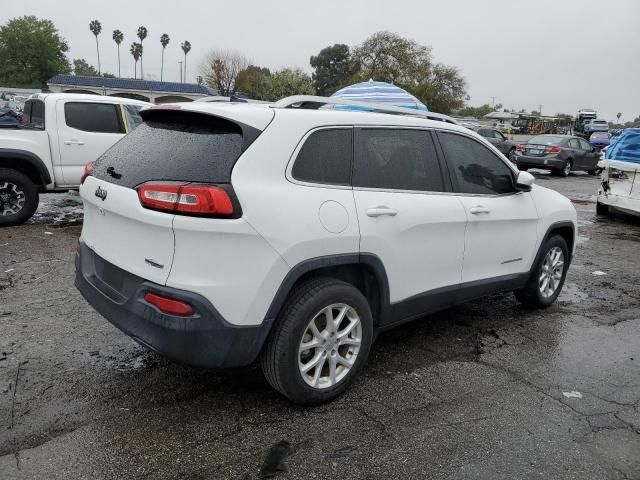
[[75, 97, 577, 404]]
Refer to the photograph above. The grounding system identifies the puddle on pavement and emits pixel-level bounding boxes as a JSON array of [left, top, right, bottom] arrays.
[[608, 232, 640, 242], [558, 283, 589, 303], [28, 192, 84, 227]]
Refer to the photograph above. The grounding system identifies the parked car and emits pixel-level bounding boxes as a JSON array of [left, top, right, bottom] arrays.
[[0, 93, 150, 226], [456, 119, 480, 131], [75, 97, 577, 404], [477, 127, 517, 160], [583, 118, 609, 137], [589, 131, 611, 149], [597, 128, 640, 217], [513, 134, 602, 176]]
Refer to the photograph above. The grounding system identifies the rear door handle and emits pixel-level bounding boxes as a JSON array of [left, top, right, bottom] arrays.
[[64, 140, 85, 145], [469, 205, 491, 215], [366, 207, 398, 217]]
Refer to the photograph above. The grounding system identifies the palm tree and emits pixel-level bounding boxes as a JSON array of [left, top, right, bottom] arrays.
[[112, 30, 124, 78], [181, 40, 191, 83], [130, 42, 142, 80], [160, 34, 170, 81], [89, 20, 102, 75], [137, 26, 148, 79]]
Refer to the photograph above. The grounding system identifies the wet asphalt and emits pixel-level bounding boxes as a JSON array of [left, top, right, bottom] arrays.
[[0, 173, 639, 480]]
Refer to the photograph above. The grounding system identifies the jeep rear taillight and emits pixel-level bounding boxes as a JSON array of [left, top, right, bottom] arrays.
[[137, 182, 234, 216], [144, 292, 194, 316], [80, 161, 94, 184]]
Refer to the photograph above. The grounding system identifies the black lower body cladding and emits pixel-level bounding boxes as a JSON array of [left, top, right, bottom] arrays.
[[75, 242, 270, 368]]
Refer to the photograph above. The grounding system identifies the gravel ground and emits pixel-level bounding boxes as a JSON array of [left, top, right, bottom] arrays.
[[1, 173, 639, 480]]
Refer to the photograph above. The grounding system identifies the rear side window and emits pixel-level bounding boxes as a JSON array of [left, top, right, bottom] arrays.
[[93, 111, 248, 188], [20, 100, 45, 129], [439, 132, 514, 195], [292, 129, 352, 186], [64, 102, 124, 133], [354, 128, 444, 192]]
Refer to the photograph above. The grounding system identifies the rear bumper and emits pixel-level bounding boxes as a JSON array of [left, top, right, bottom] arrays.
[[514, 154, 565, 169], [75, 242, 271, 368]]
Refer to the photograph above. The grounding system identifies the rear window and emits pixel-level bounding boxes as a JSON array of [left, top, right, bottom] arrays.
[[292, 129, 352, 186], [93, 111, 255, 188], [65, 102, 124, 133], [529, 135, 566, 146]]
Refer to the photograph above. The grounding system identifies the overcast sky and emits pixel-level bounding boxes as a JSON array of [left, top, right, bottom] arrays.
[[3, 0, 638, 120]]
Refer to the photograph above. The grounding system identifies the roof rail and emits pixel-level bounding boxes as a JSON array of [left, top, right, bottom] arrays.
[[271, 95, 459, 125]]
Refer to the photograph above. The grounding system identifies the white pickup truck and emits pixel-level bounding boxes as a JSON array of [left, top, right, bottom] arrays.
[[0, 93, 150, 226]]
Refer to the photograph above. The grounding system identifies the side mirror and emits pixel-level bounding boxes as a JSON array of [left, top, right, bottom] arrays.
[[515, 171, 535, 192]]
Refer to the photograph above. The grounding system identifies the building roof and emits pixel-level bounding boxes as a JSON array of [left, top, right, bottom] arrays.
[[47, 74, 216, 95]]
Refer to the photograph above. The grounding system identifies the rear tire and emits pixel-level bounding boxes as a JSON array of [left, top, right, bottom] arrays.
[[0, 168, 39, 227], [560, 160, 572, 177], [261, 277, 373, 404], [596, 201, 609, 216], [515, 235, 569, 308]]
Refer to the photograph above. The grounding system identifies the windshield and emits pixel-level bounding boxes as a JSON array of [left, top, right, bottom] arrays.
[[528, 135, 565, 146]]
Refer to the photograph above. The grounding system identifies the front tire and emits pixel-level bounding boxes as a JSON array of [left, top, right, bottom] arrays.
[[0, 168, 39, 227], [261, 278, 373, 404], [515, 235, 569, 308]]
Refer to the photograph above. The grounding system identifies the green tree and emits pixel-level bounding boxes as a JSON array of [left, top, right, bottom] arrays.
[[235, 65, 272, 99], [160, 33, 170, 81], [130, 42, 142, 79], [265, 68, 314, 101], [407, 63, 466, 114], [456, 104, 494, 118], [73, 58, 99, 76], [181, 41, 191, 82], [310, 43, 353, 96], [112, 30, 123, 77], [349, 31, 466, 114], [89, 20, 102, 75], [137, 26, 148, 79], [0, 16, 70, 88]]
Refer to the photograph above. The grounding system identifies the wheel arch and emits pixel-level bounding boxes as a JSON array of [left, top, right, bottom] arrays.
[[530, 221, 576, 274], [263, 253, 391, 329], [0, 149, 52, 187]]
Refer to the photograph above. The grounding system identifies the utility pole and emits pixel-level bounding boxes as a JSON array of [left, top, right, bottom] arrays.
[[491, 96, 496, 108], [538, 104, 543, 116], [178, 61, 183, 83]]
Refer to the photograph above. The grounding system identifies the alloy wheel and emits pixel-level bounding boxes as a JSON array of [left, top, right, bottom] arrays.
[[0, 181, 25, 217], [564, 162, 571, 176], [298, 303, 362, 389], [538, 246, 564, 298]]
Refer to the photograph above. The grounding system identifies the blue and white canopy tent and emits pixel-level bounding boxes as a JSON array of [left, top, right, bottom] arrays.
[[331, 80, 428, 111]]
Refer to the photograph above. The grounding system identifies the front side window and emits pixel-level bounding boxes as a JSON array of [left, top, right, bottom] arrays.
[[64, 102, 124, 134], [439, 132, 515, 195], [579, 139, 592, 150], [354, 128, 444, 192], [291, 129, 352, 186], [568, 138, 581, 149]]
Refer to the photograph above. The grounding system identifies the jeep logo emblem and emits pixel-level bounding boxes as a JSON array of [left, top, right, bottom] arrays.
[[95, 186, 108, 201]]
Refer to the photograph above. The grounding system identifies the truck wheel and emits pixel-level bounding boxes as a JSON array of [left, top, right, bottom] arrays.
[[261, 277, 373, 404], [596, 201, 609, 216], [0, 169, 39, 227], [515, 235, 569, 308]]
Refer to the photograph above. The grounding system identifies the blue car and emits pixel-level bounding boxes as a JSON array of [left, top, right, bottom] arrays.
[[589, 131, 610, 149]]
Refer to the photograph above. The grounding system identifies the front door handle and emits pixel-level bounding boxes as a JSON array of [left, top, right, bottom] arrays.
[[469, 205, 491, 215], [366, 206, 398, 217], [64, 140, 85, 145]]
